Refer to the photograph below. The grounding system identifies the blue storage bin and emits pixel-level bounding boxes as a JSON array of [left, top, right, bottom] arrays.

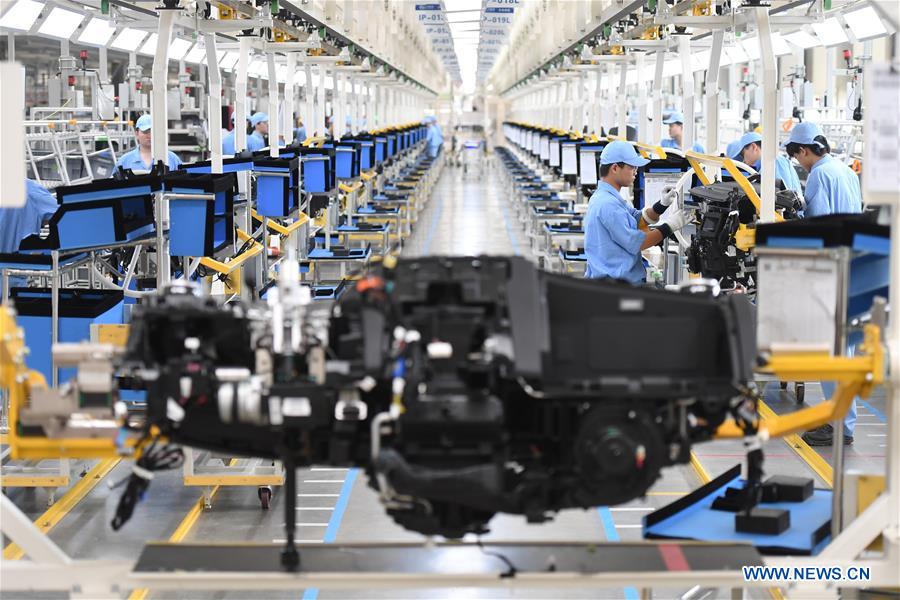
[[255, 156, 300, 217], [298, 146, 335, 193], [164, 172, 236, 257], [375, 137, 387, 164], [335, 144, 359, 179], [10, 287, 124, 384]]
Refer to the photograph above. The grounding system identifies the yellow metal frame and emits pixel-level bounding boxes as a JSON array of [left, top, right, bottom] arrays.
[[339, 181, 363, 194], [250, 211, 310, 239], [197, 228, 265, 276], [684, 151, 785, 224], [360, 170, 377, 182], [716, 324, 883, 439]]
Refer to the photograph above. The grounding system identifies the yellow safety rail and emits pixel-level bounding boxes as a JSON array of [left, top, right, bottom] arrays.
[[198, 227, 265, 276], [716, 324, 883, 439], [249, 211, 310, 239], [339, 181, 364, 194]]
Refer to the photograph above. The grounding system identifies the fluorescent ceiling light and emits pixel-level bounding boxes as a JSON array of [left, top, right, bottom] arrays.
[[740, 37, 761, 61], [444, 0, 481, 11], [812, 18, 848, 46], [110, 27, 147, 51], [78, 17, 115, 46], [0, 0, 45, 31], [138, 32, 158, 55], [784, 29, 820, 49], [843, 6, 887, 41], [446, 10, 480, 23], [168, 38, 193, 61], [38, 6, 82, 39], [770, 33, 792, 56], [183, 44, 207, 64], [448, 22, 478, 34], [220, 51, 240, 71], [724, 44, 749, 64]]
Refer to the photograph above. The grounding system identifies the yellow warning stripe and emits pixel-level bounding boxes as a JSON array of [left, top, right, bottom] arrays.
[[759, 400, 833, 487], [3, 458, 120, 560]]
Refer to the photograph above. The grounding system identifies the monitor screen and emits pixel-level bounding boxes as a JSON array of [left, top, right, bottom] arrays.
[[540, 136, 550, 161], [561, 144, 578, 175], [643, 171, 684, 208], [549, 140, 560, 167], [579, 150, 598, 186]]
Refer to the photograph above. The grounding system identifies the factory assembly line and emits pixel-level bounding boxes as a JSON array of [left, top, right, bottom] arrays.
[[0, 0, 898, 598]]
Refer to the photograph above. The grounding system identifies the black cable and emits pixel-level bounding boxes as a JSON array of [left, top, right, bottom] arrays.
[[111, 435, 184, 530], [476, 537, 518, 579]]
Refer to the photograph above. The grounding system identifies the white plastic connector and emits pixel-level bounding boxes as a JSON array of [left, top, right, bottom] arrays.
[[426, 341, 453, 359]]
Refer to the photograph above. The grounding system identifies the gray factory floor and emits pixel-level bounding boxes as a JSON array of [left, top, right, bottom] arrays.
[[2, 159, 888, 599]]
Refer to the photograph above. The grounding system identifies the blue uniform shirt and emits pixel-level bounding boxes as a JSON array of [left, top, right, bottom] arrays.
[[247, 131, 265, 152], [116, 148, 182, 172], [0, 180, 58, 253], [222, 130, 237, 155], [753, 156, 802, 194], [295, 126, 307, 143], [426, 124, 443, 158], [584, 181, 647, 284], [804, 154, 862, 217], [661, 138, 705, 154]]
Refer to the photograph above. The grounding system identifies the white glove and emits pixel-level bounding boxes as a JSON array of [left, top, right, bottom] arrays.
[[659, 185, 679, 207], [663, 207, 689, 232]]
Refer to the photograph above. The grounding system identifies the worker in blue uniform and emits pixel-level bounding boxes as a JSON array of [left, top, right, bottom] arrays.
[[222, 114, 249, 155], [247, 112, 268, 151], [116, 115, 182, 173], [0, 179, 58, 253], [344, 115, 353, 137], [784, 121, 863, 447], [295, 116, 307, 143], [730, 131, 802, 193], [425, 116, 443, 158], [584, 141, 688, 284], [661, 111, 706, 153], [785, 122, 862, 217]]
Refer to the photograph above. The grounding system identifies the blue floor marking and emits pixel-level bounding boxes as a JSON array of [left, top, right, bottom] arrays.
[[598, 507, 640, 600], [859, 399, 887, 422], [302, 468, 359, 600]]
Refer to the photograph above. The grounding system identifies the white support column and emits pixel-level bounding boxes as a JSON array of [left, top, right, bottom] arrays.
[[305, 63, 314, 137], [204, 33, 223, 173], [705, 30, 724, 155], [267, 53, 278, 157], [351, 76, 360, 133], [283, 53, 296, 146], [617, 62, 628, 138], [755, 7, 777, 223], [652, 50, 666, 144], [151, 9, 175, 166], [235, 37, 251, 152], [679, 35, 695, 152], [335, 70, 345, 140], [636, 53, 648, 143], [317, 64, 326, 136]]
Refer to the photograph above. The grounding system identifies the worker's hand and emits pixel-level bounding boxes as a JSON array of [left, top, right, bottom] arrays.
[[663, 207, 689, 232], [641, 205, 659, 225], [652, 207, 689, 240], [660, 185, 679, 207]]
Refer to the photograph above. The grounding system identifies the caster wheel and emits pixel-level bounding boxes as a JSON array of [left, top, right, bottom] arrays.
[[258, 486, 272, 509], [795, 382, 805, 404]]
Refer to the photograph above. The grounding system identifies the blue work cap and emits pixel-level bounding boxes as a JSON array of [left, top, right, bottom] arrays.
[[785, 121, 826, 148], [738, 131, 762, 150], [663, 111, 684, 125], [600, 140, 650, 167], [726, 139, 745, 160], [250, 112, 269, 126], [135, 114, 152, 131]]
